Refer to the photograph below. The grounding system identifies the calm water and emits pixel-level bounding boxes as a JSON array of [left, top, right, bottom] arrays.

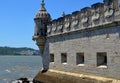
[[0, 56, 42, 83]]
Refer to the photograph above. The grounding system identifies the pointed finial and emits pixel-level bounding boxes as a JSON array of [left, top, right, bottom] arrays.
[[40, 0, 46, 11], [41, 0, 45, 7], [62, 12, 65, 17]]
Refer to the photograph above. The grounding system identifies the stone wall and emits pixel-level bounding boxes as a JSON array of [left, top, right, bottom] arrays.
[[42, 0, 120, 80], [48, 23, 120, 79]]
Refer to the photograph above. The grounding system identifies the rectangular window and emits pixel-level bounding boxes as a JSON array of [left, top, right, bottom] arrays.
[[50, 54, 54, 62], [97, 52, 107, 68], [76, 53, 84, 66], [61, 53, 67, 64]]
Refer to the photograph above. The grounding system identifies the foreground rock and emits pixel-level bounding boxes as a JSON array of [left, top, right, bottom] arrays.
[[10, 77, 42, 83]]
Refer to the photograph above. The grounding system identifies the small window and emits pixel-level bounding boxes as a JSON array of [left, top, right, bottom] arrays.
[[50, 54, 54, 62], [97, 52, 107, 68], [76, 53, 84, 66], [61, 53, 67, 64], [36, 32, 39, 36]]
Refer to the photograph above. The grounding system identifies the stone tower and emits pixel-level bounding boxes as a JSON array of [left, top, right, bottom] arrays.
[[33, 0, 51, 54], [32, 0, 51, 72]]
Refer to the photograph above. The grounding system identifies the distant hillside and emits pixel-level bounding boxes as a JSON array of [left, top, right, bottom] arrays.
[[0, 46, 40, 55]]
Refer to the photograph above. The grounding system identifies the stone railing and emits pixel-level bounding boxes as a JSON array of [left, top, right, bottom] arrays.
[[47, 0, 120, 36]]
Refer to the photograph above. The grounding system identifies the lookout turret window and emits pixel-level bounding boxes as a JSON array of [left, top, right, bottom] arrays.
[[50, 54, 54, 62]]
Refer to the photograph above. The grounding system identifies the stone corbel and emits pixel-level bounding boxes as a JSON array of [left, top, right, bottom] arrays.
[[36, 37, 46, 55]]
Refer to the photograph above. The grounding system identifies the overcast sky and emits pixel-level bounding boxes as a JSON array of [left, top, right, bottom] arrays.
[[0, 0, 103, 49]]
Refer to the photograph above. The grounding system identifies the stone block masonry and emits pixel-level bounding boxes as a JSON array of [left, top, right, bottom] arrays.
[[49, 23, 120, 79]]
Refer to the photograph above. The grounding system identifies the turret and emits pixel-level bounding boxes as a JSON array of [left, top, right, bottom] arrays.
[[32, 0, 51, 54]]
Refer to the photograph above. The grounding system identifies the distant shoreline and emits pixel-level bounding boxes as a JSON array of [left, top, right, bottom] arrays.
[[0, 46, 39, 55], [0, 55, 40, 56]]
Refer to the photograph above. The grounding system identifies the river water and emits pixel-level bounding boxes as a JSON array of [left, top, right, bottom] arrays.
[[0, 56, 42, 83]]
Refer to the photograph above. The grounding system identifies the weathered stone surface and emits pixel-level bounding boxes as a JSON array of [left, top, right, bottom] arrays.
[[34, 69, 120, 83], [49, 23, 120, 79]]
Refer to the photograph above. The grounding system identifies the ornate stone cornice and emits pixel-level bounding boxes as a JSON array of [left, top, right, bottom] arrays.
[[47, 0, 120, 36]]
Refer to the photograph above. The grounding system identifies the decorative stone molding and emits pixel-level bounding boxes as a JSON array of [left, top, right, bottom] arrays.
[[91, 11, 100, 21], [103, 0, 114, 23], [81, 7, 92, 28], [71, 11, 79, 30], [64, 22, 70, 30], [56, 17, 64, 33], [47, 23, 52, 35], [47, 0, 120, 36], [57, 25, 63, 32], [91, 3, 101, 25], [81, 7, 89, 23], [64, 14, 71, 32], [104, 8, 114, 18], [71, 20, 79, 28], [51, 20, 57, 34], [91, 3, 105, 26]]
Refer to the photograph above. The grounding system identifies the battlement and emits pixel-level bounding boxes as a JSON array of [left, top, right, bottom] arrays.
[[47, 0, 120, 37]]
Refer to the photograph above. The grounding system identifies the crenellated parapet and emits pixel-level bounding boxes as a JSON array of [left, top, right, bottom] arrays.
[[71, 11, 80, 30], [63, 14, 71, 32], [91, 3, 104, 26], [56, 17, 64, 33], [47, 0, 120, 37], [80, 7, 92, 28]]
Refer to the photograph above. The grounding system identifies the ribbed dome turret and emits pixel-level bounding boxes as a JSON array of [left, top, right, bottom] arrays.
[[34, 0, 51, 20]]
